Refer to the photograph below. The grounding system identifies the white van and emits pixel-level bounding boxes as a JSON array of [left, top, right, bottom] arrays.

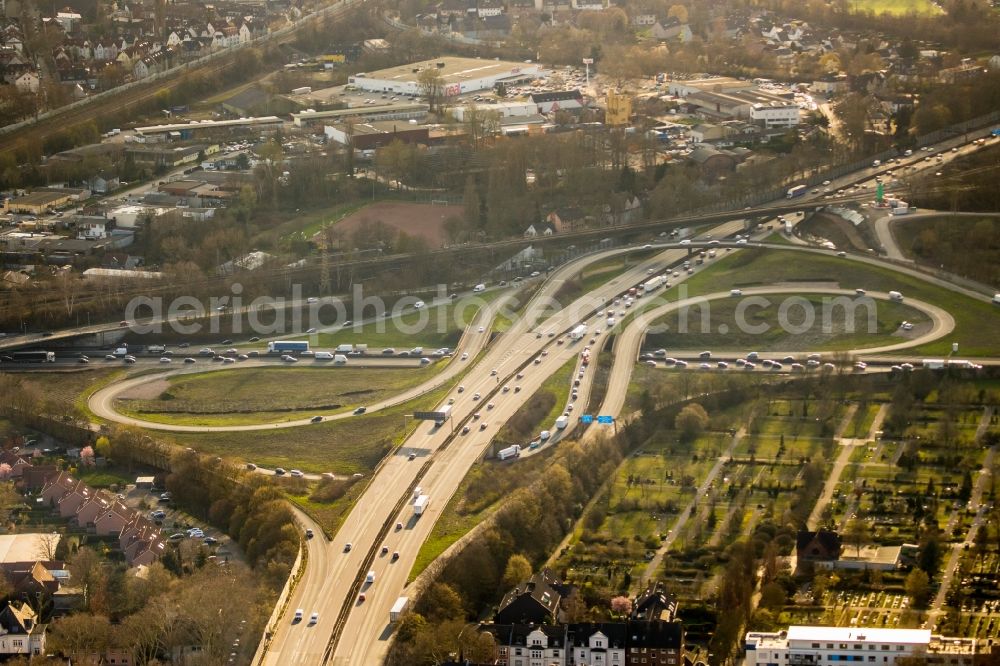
[[366, 571, 376, 584], [473, 284, 486, 293], [539, 430, 551, 441], [334, 354, 348, 364], [315, 351, 334, 359], [730, 289, 742, 297]]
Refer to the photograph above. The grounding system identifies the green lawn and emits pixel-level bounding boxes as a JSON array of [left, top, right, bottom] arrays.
[[162, 383, 451, 474], [678, 249, 1000, 356], [76, 467, 135, 489], [313, 297, 493, 351], [850, 0, 943, 15], [540, 357, 577, 428], [115, 366, 436, 426], [645, 293, 928, 352]]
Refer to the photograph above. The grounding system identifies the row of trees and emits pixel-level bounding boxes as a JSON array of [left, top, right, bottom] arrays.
[[47, 561, 270, 664]]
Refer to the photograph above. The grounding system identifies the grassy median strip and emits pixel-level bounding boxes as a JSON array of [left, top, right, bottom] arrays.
[[115, 366, 434, 426], [408, 356, 578, 579], [644, 293, 930, 352], [676, 248, 1000, 356], [162, 383, 452, 475]]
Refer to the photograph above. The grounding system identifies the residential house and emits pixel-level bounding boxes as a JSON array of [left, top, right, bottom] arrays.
[[93, 501, 134, 536], [630, 582, 677, 623], [0, 451, 33, 479], [568, 623, 627, 665], [482, 620, 685, 666], [40, 472, 80, 505], [0, 561, 61, 606], [572, 0, 607, 10], [19, 465, 59, 492], [477, 0, 504, 17], [3, 67, 39, 93], [0, 602, 45, 657], [523, 221, 556, 238], [626, 621, 684, 665], [75, 216, 110, 239], [124, 534, 167, 567], [938, 61, 983, 84], [54, 9, 83, 32], [545, 207, 585, 232], [495, 570, 569, 625], [484, 624, 568, 666], [651, 18, 692, 43], [56, 482, 95, 518], [74, 493, 113, 528], [88, 173, 120, 194]]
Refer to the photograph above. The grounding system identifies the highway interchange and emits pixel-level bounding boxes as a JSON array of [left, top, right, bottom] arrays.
[[3, 131, 999, 665]]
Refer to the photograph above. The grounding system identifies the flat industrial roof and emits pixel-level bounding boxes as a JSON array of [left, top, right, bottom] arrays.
[[8, 191, 71, 205], [786, 627, 931, 644], [136, 116, 283, 135], [329, 120, 430, 135], [355, 56, 536, 85], [292, 103, 428, 122], [0, 533, 62, 563]]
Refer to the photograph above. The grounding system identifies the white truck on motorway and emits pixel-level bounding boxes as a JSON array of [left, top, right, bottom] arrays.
[[642, 275, 666, 293], [147, 345, 165, 353], [366, 570, 375, 584], [315, 352, 349, 363], [922, 359, 945, 369], [390, 597, 409, 622], [498, 444, 521, 461], [606, 316, 616, 327], [335, 344, 354, 353], [555, 415, 569, 430], [413, 494, 429, 516], [569, 324, 587, 341]]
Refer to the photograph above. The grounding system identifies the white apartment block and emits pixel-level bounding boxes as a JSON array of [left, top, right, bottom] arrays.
[[749, 102, 800, 128], [746, 627, 976, 666]]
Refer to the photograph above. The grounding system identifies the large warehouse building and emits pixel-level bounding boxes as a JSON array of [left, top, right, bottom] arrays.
[[348, 56, 540, 96]]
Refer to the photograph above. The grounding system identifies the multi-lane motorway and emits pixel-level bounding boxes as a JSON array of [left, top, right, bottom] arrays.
[[260, 134, 1000, 666], [4, 132, 997, 665], [267, 226, 740, 666]]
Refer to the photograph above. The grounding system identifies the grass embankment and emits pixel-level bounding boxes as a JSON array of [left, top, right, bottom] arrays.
[[850, 0, 942, 15], [676, 248, 1000, 356], [163, 383, 451, 475], [313, 298, 490, 351], [893, 216, 1000, 287], [645, 293, 929, 352], [115, 366, 433, 426], [409, 357, 578, 578]]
